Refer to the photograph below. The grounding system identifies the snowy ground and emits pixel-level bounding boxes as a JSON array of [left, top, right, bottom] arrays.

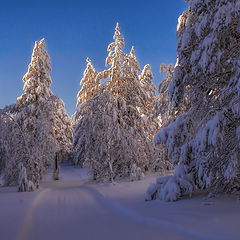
[[0, 166, 240, 240]]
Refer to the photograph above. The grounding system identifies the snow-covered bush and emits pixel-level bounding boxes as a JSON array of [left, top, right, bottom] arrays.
[[130, 163, 144, 181], [147, 0, 240, 201], [18, 162, 35, 192]]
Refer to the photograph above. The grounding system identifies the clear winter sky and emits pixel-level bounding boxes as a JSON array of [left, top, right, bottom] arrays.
[[0, 0, 187, 116]]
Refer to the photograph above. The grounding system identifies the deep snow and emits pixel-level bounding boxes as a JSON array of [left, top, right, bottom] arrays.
[[0, 166, 239, 240]]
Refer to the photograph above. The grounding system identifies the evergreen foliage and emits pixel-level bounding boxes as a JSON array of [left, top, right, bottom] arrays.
[[0, 39, 72, 187], [73, 23, 163, 181], [147, 0, 240, 201]]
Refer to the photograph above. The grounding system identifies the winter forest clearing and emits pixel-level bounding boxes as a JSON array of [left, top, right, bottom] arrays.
[[0, 0, 240, 239]]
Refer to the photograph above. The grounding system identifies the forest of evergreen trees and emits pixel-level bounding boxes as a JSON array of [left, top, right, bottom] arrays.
[[0, 0, 239, 201]]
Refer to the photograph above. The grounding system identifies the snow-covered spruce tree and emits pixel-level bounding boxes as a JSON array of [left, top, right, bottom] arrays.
[[0, 107, 32, 186], [18, 162, 35, 192], [155, 64, 175, 128], [146, 0, 240, 201], [155, 62, 190, 129], [19, 39, 72, 155], [73, 91, 116, 181], [3, 38, 72, 187], [73, 57, 100, 168], [18, 162, 30, 192], [0, 114, 6, 175], [149, 63, 188, 173], [138, 64, 173, 172], [76, 57, 99, 107], [138, 64, 157, 138], [73, 23, 155, 181]]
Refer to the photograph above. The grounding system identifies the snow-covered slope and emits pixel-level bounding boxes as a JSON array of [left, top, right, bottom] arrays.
[[0, 166, 239, 240]]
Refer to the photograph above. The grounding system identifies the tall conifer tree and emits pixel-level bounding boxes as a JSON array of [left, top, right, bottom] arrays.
[[2, 39, 72, 187], [73, 23, 157, 181], [147, 0, 240, 201]]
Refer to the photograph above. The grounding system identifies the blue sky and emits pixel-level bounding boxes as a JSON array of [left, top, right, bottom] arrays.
[[0, 0, 187, 115]]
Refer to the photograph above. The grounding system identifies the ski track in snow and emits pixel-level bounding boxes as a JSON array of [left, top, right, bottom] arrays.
[[81, 185, 238, 240], [0, 166, 240, 240]]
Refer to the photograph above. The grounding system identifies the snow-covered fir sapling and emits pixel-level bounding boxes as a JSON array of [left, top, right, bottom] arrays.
[[130, 163, 144, 181], [138, 64, 175, 173], [18, 162, 28, 192], [146, 0, 240, 201], [18, 162, 35, 192]]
